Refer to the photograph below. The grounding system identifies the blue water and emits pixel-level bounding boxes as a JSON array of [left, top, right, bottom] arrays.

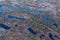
[[9, 6, 15, 11], [8, 15, 15, 19], [32, 11, 45, 14], [0, 23, 11, 30], [24, 5, 45, 14], [15, 24, 18, 27], [40, 34, 45, 39], [25, 9, 33, 13], [42, 16, 54, 22], [25, 8, 45, 14], [24, 5, 34, 13], [24, 5, 29, 10], [28, 27, 37, 35], [0, 11, 3, 15], [49, 33, 54, 40], [8, 15, 25, 20], [1, 6, 7, 10], [53, 23, 58, 27], [16, 7, 22, 11], [15, 17, 25, 20]]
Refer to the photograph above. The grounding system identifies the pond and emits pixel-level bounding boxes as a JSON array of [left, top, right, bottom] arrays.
[[0, 23, 11, 30]]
